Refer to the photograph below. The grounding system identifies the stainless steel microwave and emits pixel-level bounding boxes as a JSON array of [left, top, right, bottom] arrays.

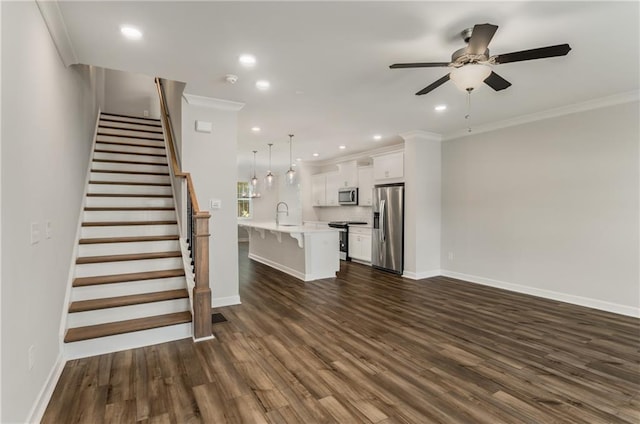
[[338, 187, 358, 205]]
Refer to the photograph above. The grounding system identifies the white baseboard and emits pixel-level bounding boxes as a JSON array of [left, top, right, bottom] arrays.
[[441, 270, 640, 318], [211, 295, 241, 308], [248, 253, 306, 281], [402, 269, 442, 280], [26, 353, 66, 424]]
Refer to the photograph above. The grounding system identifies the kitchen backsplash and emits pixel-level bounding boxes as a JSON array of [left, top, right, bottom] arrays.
[[315, 206, 372, 224]]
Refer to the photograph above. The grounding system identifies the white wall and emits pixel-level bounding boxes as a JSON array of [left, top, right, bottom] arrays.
[[104, 68, 159, 118], [1, 2, 100, 422], [182, 95, 243, 308], [441, 101, 639, 316], [403, 132, 441, 279]]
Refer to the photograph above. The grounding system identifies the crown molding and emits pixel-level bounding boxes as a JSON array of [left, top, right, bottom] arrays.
[[36, 0, 78, 67], [444, 90, 640, 141], [183, 93, 245, 111], [400, 130, 442, 142], [309, 142, 405, 167]]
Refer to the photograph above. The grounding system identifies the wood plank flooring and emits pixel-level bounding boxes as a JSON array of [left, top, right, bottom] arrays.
[[43, 243, 640, 423]]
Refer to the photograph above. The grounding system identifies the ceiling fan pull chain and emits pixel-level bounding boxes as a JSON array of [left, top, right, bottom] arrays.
[[465, 89, 472, 133]]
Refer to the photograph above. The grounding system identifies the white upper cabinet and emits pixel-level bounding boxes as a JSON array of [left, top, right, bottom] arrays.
[[357, 166, 374, 206], [373, 151, 404, 183], [337, 161, 358, 188], [311, 174, 326, 206], [325, 172, 341, 206]]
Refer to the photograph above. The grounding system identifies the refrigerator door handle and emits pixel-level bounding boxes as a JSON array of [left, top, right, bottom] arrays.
[[379, 199, 386, 243]]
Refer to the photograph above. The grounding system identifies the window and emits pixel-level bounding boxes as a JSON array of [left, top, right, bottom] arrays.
[[237, 181, 252, 218]]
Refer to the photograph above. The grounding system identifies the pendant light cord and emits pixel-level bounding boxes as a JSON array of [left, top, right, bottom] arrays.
[[465, 88, 472, 133]]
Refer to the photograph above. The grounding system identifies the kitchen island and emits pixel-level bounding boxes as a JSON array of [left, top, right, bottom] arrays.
[[238, 222, 340, 282]]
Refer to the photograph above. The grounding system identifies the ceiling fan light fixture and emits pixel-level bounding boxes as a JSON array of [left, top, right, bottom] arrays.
[[450, 64, 492, 92]]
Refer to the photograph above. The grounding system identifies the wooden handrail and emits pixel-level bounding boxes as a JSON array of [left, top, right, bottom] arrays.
[[154, 78, 208, 217], [155, 77, 212, 340]]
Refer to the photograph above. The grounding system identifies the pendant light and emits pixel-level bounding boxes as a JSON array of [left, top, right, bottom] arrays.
[[250, 150, 258, 187], [265, 143, 274, 187], [285, 134, 295, 185]]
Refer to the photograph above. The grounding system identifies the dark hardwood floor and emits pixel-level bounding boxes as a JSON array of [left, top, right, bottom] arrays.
[[43, 243, 640, 423]]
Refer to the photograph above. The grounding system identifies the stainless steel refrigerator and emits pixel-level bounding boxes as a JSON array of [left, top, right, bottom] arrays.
[[372, 184, 404, 274]]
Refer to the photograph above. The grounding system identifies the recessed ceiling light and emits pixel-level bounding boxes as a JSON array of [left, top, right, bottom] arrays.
[[373, 134, 382, 141], [312, 153, 319, 157], [292, 163, 297, 167], [239, 54, 256, 67], [435, 104, 447, 111], [256, 80, 270, 90], [296, 158, 302, 162], [251, 127, 261, 132], [120, 25, 143, 40], [339, 145, 346, 150]]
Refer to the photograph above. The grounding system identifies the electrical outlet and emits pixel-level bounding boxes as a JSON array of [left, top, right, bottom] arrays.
[[30, 222, 40, 244], [28, 345, 35, 370], [143, 110, 149, 117], [45, 220, 52, 239], [448, 252, 454, 261]]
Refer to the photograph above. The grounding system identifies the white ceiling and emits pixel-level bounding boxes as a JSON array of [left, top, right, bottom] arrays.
[[57, 1, 639, 170]]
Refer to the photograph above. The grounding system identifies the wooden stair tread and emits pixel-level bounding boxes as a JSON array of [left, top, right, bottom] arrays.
[[96, 140, 165, 149], [84, 207, 174, 211], [82, 220, 177, 227], [99, 118, 162, 129], [98, 124, 163, 134], [92, 158, 168, 166], [101, 112, 161, 122], [89, 180, 170, 187], [64, 311, 192, 342], [94, 149, 167, 158], [73, 269, 185, 287], [91, 169, 169, 176], [86, 193, 172, 198], [77, 251, 181, 264], [97, 133, 164, 141], [69, 289, 189, 313], [78, 234, 180, 244], [79, 235, 179, 244]]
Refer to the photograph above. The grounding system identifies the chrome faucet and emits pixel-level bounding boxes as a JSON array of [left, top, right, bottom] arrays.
[[275, 201, 289, 226]]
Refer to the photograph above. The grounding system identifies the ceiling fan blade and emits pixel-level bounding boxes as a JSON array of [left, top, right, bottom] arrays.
[[484, 71, 512, 91], [390, 62, 450, 69], [493, 44, 571, 64], [467, 23, 498, 55], [415, 74, 450, 95]]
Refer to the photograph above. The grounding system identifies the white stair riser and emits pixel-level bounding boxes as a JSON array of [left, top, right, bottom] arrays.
[[93, 151, 168, 165], [64, 323, 192, 360], [85, 197, 174, 208], [99, 120, 163, 132], [81, 224, 178, 238], [100, 115, 161, 126], [99, 127, 164, 140], [96, 142, 166, 156], [87, 184, 172, 196], [89, 172, 170, 184], [75, 257, 183, 278], [67, 298, 190, 327], [78, 240, 180, 257], [72, 276, 187, 301], [92, 161, 169, 174], [83, 210, 175, 222], [96, 135, 165, 148]]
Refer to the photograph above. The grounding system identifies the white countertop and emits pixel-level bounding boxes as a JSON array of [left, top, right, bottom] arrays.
[[238, 221, 337, 234]]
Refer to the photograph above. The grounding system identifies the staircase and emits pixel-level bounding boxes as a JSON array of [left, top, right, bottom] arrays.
[[64, 112, 193, 359]]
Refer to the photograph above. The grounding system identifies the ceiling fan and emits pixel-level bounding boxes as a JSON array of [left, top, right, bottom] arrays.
[[390, 23, 571, 95]]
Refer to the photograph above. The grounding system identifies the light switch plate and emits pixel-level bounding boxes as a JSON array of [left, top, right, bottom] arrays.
[[30, 222, 40, 244], [210, 199, 222, 209], [195, 120, 213, 133]]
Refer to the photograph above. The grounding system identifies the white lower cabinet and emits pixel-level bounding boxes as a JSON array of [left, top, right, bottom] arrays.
[[348, 227, 372, 262]]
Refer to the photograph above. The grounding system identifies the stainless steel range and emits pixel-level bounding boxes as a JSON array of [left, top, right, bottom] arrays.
[[328, 221, 368, 261]]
